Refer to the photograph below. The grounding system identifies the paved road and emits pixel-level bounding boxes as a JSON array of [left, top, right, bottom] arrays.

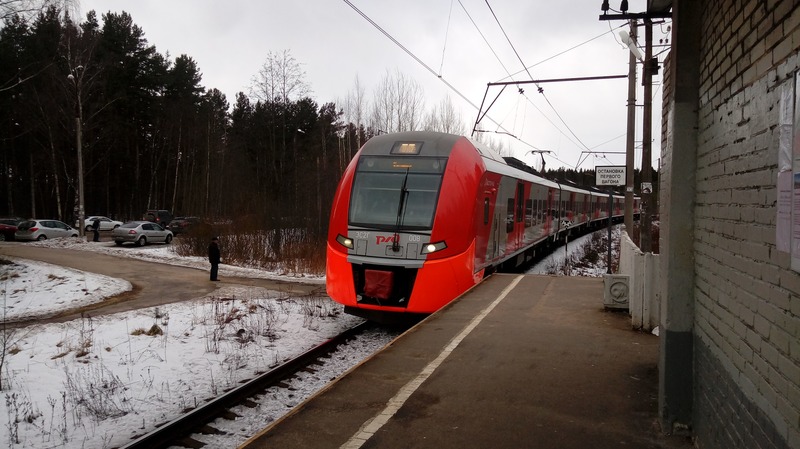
[[0, 242, 324, 325]]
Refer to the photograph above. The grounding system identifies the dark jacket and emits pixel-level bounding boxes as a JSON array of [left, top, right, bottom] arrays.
[[92, 219, 101, 230], [208, 241, 220, 264]]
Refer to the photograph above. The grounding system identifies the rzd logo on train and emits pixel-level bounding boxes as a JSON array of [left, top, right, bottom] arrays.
[[375, 235, 397, 245]]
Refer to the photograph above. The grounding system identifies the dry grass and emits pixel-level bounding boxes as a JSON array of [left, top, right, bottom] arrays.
[[173, 225, 326, 275]]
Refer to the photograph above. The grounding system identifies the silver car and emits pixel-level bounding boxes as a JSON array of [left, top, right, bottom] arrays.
[[112, 221, 173, 246], [15, 219, 79, 241]]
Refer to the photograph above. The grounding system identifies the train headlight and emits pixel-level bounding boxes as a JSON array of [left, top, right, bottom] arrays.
[[421, 241, 447, 254], [336, 234, 354, 249]]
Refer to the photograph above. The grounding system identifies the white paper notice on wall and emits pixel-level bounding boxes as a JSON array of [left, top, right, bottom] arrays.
[[779, 81, 793, 172], [790, 74, 800, 270], [778, 80, 793, 253], [777, 171, 791, 253]]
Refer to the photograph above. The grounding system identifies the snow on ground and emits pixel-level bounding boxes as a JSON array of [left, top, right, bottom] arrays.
[[0, 239, 371, 449], [526, 225, 622, 276], [19, 237, 326, 283], [0, 258, 131, 321], [0, 227, 620, 449]]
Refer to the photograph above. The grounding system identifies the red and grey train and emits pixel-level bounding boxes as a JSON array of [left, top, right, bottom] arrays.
[[326, 131, 638, 320]]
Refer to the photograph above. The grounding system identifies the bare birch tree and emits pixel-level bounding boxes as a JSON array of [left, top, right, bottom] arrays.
[[341, 75, 366, 145], [337, 75, 368, 168], [250, 49, 310, 104], [1, 0, 53, 21], [369, 68, 424, 133], [422, 95, 466, 135]]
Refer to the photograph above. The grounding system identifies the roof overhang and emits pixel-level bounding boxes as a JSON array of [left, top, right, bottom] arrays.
[[648, 0, 672, 14]]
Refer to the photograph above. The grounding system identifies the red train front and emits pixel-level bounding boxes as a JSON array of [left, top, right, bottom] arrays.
[[327, 131, 632, 320], [326, 132, 486, 320]]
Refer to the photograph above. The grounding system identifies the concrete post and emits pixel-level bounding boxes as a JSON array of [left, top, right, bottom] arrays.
[[658, 0, 701, 434]]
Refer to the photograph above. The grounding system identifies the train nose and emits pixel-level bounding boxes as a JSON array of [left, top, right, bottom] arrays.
[[352, 265, 417, 308]]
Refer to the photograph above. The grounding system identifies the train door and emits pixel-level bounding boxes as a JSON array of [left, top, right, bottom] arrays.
[[568, 191, 576, 224], [544, 187, 556, 235], [513, 182, 525, 248], [493, 210, 500, 260]]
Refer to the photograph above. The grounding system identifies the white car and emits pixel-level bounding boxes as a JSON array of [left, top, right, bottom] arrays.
[[112, 221, 173, 247], [15, 219, 79, 241], [77, 216, 123, 232]]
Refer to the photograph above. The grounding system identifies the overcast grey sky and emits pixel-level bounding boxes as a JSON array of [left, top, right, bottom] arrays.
[[79, 0, 669, 172]]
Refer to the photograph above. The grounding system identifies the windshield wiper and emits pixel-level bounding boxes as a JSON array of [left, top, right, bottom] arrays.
[[392, 169, 410, 252]]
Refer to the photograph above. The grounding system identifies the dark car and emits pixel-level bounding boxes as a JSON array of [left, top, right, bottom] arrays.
[[143, 209, 173, 227], [167, 216, 203, 235], [0, 217, 24, 241]]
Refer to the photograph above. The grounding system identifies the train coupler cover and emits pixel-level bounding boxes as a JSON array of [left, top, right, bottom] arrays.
[[363, 269, 393, 300]]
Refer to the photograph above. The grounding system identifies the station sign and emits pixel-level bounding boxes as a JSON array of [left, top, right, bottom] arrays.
[[595, 165, 626, 186]]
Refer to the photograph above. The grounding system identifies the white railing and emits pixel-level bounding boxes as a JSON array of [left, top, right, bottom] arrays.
[[618, 233, 660, 331]]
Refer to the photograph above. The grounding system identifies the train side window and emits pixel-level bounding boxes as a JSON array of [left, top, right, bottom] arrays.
[[483, 198, 490, 225], [525, 199, 533, 227]]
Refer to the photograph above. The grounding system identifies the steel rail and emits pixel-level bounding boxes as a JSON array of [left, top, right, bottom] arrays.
[[121, 321, 374, 449]]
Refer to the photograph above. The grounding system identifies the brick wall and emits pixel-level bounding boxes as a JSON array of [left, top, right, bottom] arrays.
[[687, 0, 800, 447]]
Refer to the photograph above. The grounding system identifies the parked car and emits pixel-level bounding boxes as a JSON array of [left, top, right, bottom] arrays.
[[167, 216, 206, 235], [15, 219, 79, 241], [75, 216, 123, 232], [0, 217, 24, 241], [143, 210, 173, 227], [112, 221, 173, 246]]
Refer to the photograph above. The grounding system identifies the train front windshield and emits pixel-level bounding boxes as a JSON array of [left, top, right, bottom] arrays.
[[349, 156, 446, 230]]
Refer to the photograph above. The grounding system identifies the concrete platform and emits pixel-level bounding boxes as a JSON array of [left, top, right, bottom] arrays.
[[240, 274, 692, 449]]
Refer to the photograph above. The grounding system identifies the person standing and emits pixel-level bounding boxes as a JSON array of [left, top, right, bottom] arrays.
[[92, 217, 101, 242], [208, 236, 220, 281]]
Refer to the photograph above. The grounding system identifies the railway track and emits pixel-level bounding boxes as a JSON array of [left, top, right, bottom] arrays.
[[120, 321, 380, 449]]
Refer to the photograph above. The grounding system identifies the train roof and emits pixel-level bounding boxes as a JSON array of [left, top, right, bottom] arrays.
[[360, 131, 461, 158], [466, 136, 561, 189], [360, 131, 626, 197]]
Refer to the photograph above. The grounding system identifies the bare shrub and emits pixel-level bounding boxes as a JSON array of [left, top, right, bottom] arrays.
[[544, 228, 624, 276], [145, 324, 163, 336], [5, 390, 41, 445], [63, 362, 134, 422], [173, 223, 325, 275], [199, 294, 290, 353], [299, 294, 342, 330]]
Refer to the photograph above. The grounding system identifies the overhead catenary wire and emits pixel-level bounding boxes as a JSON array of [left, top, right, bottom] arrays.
[[341, 0, 514, 136], [457, 0, 515, 81], [484, 0, 536, 84], [343, 0, 636, 171], [496, 25, 626, 83], [483, 28, 629, 162], [484, 0, 598, 164], [438, 0, 455, 77], [487, 24, 630, 159]]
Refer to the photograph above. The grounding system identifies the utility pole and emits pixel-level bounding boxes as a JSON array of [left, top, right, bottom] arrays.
[[599, 5, 668, 253], [624, 20, 637, 240], [640, 20, 653, 253], [68, 70, 86, 238]]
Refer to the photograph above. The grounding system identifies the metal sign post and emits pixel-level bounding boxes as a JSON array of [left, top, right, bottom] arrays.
[[595, 166, 626, 274], [607, 192, 613, 274]]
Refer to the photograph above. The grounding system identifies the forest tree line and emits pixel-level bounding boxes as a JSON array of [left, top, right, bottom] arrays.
[[0, 5, 652, 243], [0, 6, 481, 240]]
